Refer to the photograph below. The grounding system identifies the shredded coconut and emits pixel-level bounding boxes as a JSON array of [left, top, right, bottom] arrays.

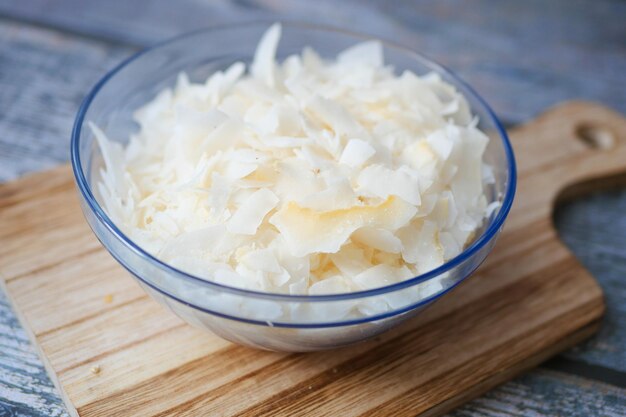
[[93, 23, 495, 304]]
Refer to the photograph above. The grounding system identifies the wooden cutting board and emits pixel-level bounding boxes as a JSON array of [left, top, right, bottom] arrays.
[[1, 101, 625, 417]]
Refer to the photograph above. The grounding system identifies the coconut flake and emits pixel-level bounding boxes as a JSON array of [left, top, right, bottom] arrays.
[[227, 188, 279, 235], [357, 164, 422, 206], [270, 196, 416, 257], [353, 264, 398, 290], [298, 179, 358, 211], [351, 227, 402, 253], [306, 96, 364, 139], [251, 23, 281, 87], [485, 200, 501, 218], [330, 244, 372, 278], [239, 248, 282, 273], [309, 275, 353, 295], [339, 139, 376, 167], [398, 220, 444, 273]]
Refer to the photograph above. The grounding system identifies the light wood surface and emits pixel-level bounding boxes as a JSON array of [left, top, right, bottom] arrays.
[[0, 101, 623, 416]]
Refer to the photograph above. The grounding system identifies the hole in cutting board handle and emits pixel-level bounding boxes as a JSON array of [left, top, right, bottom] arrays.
[[576, 124, 615, 150]]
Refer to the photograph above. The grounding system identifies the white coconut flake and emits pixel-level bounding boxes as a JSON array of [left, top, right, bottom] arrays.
[[92, 23, 498, 317], [298, 179, 358, 211], [398, 220, 444, 273], [351, 227, 402, 253], [306, 96, 364, 139], [227, 188, 279, 235], [353, 265, 399, 290], [239, 248, 282, 273], [251, 23, 281, 87], [309, 275, 353, 295], [339, 139, 376, 167], [485, 200, 501, 218], [357, 164, 422, 206], [270, 196, 416, 257]]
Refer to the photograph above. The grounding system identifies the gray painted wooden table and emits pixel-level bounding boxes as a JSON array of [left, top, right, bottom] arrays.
[[0, 1, 625, 415]]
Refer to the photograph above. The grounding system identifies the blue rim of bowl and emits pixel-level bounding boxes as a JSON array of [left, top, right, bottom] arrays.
[[71, 21, 517, 305]]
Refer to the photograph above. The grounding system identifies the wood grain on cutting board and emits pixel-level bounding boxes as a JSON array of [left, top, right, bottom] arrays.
[[0, 101, 624, 416]]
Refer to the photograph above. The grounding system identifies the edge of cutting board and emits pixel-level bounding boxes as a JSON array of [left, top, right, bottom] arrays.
[[0, 277, 80, 417]]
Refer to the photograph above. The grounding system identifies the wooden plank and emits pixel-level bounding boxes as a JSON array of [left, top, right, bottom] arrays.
[[0, 18, 134, 182], [0, 290, 68, 417], [0, 0, 381, 46], [555, 190, 626, 372], [0, 0, 624, 123], [1, 101, 622, 416], [448, 369, 626, 417]]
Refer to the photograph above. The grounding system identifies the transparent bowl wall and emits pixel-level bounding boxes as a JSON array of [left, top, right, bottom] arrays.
[[72, 22, 516, 351]]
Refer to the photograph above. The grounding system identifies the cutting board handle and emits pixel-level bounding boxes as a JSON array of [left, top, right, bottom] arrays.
[[511, 101, 626, 208]]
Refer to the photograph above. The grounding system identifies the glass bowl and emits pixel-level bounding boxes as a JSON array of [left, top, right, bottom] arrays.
[[71, 22, 516, 352]]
